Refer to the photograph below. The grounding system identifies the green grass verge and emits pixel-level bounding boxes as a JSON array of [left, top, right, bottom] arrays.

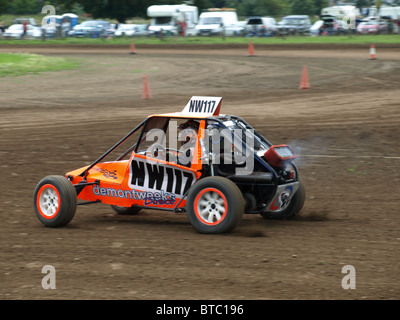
[[0, 53, 80, 76], [0, 34, 400, 46]]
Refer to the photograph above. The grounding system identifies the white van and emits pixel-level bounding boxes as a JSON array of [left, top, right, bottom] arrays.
[[368, 6, 400, 19], [147, 4, 198, 36], [195, 8, 238, 36]]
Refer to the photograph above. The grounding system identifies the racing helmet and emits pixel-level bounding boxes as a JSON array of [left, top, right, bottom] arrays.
[[178, 120, 199, 145], [178, 119, 200, 132]]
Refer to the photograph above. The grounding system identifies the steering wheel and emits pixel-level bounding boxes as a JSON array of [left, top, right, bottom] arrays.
[[149, 143, 167, 161]]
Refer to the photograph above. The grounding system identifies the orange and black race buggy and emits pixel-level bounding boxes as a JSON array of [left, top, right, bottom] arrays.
[[33, 97, 305, 234]]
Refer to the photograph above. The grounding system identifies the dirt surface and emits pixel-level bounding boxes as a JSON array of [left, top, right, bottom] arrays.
[[0, 44, 399, 300]]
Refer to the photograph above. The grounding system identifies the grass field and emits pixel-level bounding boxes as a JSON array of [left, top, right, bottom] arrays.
[[0, 34, 400, 46], [0, 53, 80, 76]]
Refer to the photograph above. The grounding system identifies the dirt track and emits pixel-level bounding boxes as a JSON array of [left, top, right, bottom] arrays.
[[0, 43, 399, 300]]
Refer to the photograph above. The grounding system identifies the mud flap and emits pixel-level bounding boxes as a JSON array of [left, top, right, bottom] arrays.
[[265, 182, 299, 213]]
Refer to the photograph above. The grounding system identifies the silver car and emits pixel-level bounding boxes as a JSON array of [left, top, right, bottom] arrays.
[[3, 24, 41, 39]]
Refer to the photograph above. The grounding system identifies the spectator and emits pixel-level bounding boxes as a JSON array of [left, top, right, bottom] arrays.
[[61, 20, 71, 37], [22, 21, 28, 38], [181, 20, 186, 36]]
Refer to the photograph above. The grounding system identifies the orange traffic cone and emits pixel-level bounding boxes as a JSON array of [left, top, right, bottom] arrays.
[[369, 44, 377, 60], [248, 41, 255, 57], [299, 65, 310, 90], [130, 42, 136, 54], [142, 74, 151, 99]]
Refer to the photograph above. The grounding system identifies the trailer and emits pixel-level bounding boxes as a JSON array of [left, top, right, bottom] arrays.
[[321, 5, 360, 19], [147, 4, 198, 36], [368, 6, 400, 20]]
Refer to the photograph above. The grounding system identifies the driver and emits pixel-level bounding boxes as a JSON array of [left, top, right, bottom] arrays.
[[177, 120, 200, 167]]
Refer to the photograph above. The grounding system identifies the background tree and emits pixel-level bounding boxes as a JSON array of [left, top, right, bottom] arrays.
[[227, 0, 257, 17], [77, 0, 152, 22], [313, 0, 328, 16], [355, 0, 371, 9], [226, 0, 287, 17], [50, 0, 81, 12], [290, 0, 316, 15], [254, 0, 285, 16], [193, 0, 214, 13], [8, 0, 42, 14], [0, 0, 8, 15]]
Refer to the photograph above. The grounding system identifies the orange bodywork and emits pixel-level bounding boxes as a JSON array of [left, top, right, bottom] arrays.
[[66, 118, 206, 211]]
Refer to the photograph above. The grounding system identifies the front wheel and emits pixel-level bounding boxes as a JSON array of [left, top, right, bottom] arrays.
[[186, 177, 244, 234], [33, 175, 77, 227]]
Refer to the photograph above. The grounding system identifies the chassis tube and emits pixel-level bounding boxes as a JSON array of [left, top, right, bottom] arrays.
[[79, 119, 146, 177]]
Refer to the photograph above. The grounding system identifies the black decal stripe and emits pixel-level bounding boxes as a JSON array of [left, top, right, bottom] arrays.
[[131, 160, 145, 187], [210, 101, 216, 113], [182, 171, 194, 194], [146, 163, 164, 190], [166, 167, 174, 193], [189, 100, 195, 112], [174, 169, 182, 195]]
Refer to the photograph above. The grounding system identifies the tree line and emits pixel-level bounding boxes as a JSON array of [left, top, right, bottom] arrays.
[[0, 0, 384, 23]]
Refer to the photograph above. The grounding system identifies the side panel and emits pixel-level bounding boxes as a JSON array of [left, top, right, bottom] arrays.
[[127, 155, 198, 208], [72, 154, 201, 210]]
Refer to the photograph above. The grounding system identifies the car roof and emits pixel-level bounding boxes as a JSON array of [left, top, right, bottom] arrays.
[[148, 112, 220, 119], [283, 15, 309, 18]]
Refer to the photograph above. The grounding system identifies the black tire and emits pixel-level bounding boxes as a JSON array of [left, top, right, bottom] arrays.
[[33, 175, 77, 227], [111, 205, 142, 215], [186, 176, 244, 234], [260, 179, 306, 220]]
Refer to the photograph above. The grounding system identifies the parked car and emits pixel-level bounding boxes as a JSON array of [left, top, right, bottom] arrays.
[[320, 15, 342, 35], [244, 16, 276, 37], [2, 24, 41, 39], [231, 21, 246, 36], [357, 20, 388, 34], [275, 15, 311, 36], [13, 17, 38, 26], [114, 24, 149, 37], [41, 26, 57, 39], [310, 20, 323, 36], [132, 24, 151, 37], [69, 20, 110, 38], [220, 21, 245, 36]]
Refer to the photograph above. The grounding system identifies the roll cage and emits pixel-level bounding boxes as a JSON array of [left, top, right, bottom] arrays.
[[77, 113, 299, 192]]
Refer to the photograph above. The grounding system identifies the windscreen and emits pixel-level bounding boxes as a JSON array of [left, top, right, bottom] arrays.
[[281, 18, 302, 25], [154, 17, 172, 25], [81, 21, 98, 27], [248, 19, 262, 25], [199, 17, 222, 24], [207, 117, 270, 154]]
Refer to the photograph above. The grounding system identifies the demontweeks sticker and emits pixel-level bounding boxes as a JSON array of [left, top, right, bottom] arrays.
[[93, 186, 176, 205]]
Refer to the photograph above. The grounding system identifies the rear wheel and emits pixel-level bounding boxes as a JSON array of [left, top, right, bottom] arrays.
[[33, 175, 77, 227], [111, 205, 142, 215], [186, 177, 244, 234]]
